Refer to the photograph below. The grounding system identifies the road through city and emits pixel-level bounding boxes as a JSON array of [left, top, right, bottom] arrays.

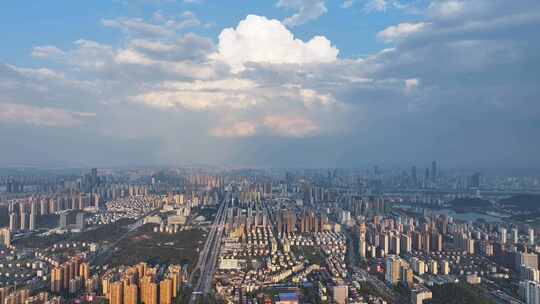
[[189, 197, 229, 304]]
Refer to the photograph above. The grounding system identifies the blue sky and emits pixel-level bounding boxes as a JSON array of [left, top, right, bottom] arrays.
[[0, 0, 418, 64], [0, 0, 539, 169]]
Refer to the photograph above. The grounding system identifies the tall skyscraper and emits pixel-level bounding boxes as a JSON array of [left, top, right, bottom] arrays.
[[411, 166, 418, 186], [431, 161, 437, 182]]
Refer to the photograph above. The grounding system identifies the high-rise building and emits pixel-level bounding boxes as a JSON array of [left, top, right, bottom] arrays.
[[0, 229, 11, 247], [431, 161, 437, 183], [411, 166, 418, 187], [431, 232, 443, 252], [401, 266, 414, 286], [391, 235, 400, 256], [69, 277, 82, 294], [51, 267, 63, 293], [76, 213, 85, 230], [29, 211, 37, 231], [59, 212, 68, 229], [412, 231, 422, 251], [124, 284, 138, 304], [279, 211, 296, 235], [168, 265, 182, 297], [422, 232, 431, 253], [429, 260, 438, 275], [467, 238, 475, 255], [62, 264, 70, 290], [109, 282, 123, 304], [516, 252, 539, 271], [469, 172, 482, 188], [79, 263, 90, 280], [0, 287, 11, 304], [141, 276, 158, 304], [521, 266, 540, 282], [401, 234, 412, 253], [3, 288, 29, 304], [159, 279, 173, 304], [412, 258, 425, 275], [385, 255, 401, 284], [40, 200, 48, 215], [512, 228, 519, 244], [520, 280, 540, 304], [380, 233, 389, 256], [20, 212, 27, 231], [147, 282, 158, 304], [359, 238, 366, 260], [411, 286, 433, 304], [441, 260, 450, 275], [332, 285, 348, 304], [499, 227, 507, 244], [530, 229, 535, 246]]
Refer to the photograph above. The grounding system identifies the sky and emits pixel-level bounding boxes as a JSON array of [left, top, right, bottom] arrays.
[[0, 0, 539, 169]]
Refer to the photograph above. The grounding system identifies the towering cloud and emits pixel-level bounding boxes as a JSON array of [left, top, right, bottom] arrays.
[[213, 15, 338, 72]]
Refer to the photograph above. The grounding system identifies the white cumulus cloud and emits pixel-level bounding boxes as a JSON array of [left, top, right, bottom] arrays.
[[213, 15, 338, 72]]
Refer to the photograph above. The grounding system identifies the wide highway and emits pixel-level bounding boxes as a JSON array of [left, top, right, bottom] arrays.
[[189, 196, 229, 304]]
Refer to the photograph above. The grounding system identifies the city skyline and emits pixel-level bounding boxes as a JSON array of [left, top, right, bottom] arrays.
[[1, 0, 539, 168], [2, 166, 540, 303]]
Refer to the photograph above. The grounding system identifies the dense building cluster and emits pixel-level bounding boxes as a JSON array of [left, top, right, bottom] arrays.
[[0, 166, 539, 304]]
